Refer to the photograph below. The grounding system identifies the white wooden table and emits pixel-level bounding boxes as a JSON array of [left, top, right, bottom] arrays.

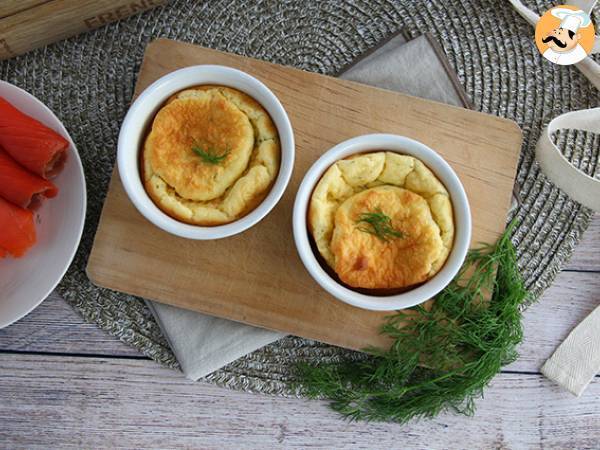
[[1, 216, 598, 449]]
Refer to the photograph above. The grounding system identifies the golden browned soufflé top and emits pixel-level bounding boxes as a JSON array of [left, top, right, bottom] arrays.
[[143, 85, 280, 226], [309, 152, 455, 290]]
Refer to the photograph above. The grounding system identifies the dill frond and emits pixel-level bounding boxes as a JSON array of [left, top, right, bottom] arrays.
[[192, 143, 229, 164], [356, 209, 404, 241]]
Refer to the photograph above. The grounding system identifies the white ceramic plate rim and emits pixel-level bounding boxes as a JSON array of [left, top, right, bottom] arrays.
[[0, 81, 87, 328], [117, 65, 295, 240], [293, 133, 472, 311]]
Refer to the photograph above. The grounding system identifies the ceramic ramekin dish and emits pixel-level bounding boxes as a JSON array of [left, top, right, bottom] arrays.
[[293, 134, 472, 311], [118, 65, 295, 240]]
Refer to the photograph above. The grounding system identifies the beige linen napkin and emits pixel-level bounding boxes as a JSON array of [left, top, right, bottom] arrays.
[[338, 33, 471, 108], [147, 301, 283, 380], [541, 306, 600, 396], [509, 0, 600, 396], [147, 31, 472, 380]]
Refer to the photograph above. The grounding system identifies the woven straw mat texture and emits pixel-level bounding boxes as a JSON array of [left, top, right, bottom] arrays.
[[1, 0, 598, 395]]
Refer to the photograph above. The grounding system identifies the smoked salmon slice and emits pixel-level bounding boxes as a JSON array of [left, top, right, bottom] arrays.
[[0, 148, 58, 208], [0, 97, 68, 179], [0, 196, 36, 257]]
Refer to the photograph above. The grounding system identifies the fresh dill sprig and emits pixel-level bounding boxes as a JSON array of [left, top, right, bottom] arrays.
[[192, 142, 229, 165], [356, 208, 404, 242], [296, 221, 528, 423]]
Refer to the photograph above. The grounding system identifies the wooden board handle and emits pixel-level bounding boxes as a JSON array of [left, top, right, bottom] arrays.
[[0, 0, 169, 60]]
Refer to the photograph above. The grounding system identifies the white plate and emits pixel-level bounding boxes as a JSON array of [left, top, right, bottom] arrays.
[[0, 81, 86, 328]]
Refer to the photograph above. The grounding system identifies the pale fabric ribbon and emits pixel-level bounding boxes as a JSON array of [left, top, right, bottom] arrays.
[[509, 0, 600, 396]]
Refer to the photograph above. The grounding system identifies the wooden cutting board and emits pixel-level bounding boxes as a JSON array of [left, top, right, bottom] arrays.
[[87, 38, 522, 351]]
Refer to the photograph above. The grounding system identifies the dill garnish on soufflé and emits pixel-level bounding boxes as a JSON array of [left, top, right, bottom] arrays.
[[355, 208, 405, 242], [191, 142, 229, 165]]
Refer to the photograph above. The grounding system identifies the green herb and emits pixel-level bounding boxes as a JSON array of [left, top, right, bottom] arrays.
[[296, 221, 528, 423], [192, 143, 229, 165], [356, 209, 404, 241]]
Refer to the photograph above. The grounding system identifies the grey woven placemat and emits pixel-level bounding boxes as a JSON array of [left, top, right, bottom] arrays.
[[1, 0, 598, 395]]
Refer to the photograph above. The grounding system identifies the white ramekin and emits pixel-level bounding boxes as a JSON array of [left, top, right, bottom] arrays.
[[293, 134, 472, 311], [117, 65, 295, 240]]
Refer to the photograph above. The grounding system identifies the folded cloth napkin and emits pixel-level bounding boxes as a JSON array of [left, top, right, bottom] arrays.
[[541, 306, 600, 396], [147, 301, 284, 380], [147, 30, 472, 380], [338, 32, 472, 109]]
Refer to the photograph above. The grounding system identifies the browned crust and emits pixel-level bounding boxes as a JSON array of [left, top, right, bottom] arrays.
[[141, 84, 280, 227], [144, 176, 274, 226]]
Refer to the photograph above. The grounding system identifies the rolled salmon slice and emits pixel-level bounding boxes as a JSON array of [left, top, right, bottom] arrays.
[[0, 196, 36, 258], [0, 148, 58, 209], [0, 97, 68, 179]]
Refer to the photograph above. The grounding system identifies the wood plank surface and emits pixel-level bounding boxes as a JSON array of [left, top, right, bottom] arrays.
[[506, 270, 600, 372], [0, 270, 596, 374], [0, 353, 598, 449], [0, 292, 140, 357], [87, 38, 522, 352], [565, 213, 600, 271]]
